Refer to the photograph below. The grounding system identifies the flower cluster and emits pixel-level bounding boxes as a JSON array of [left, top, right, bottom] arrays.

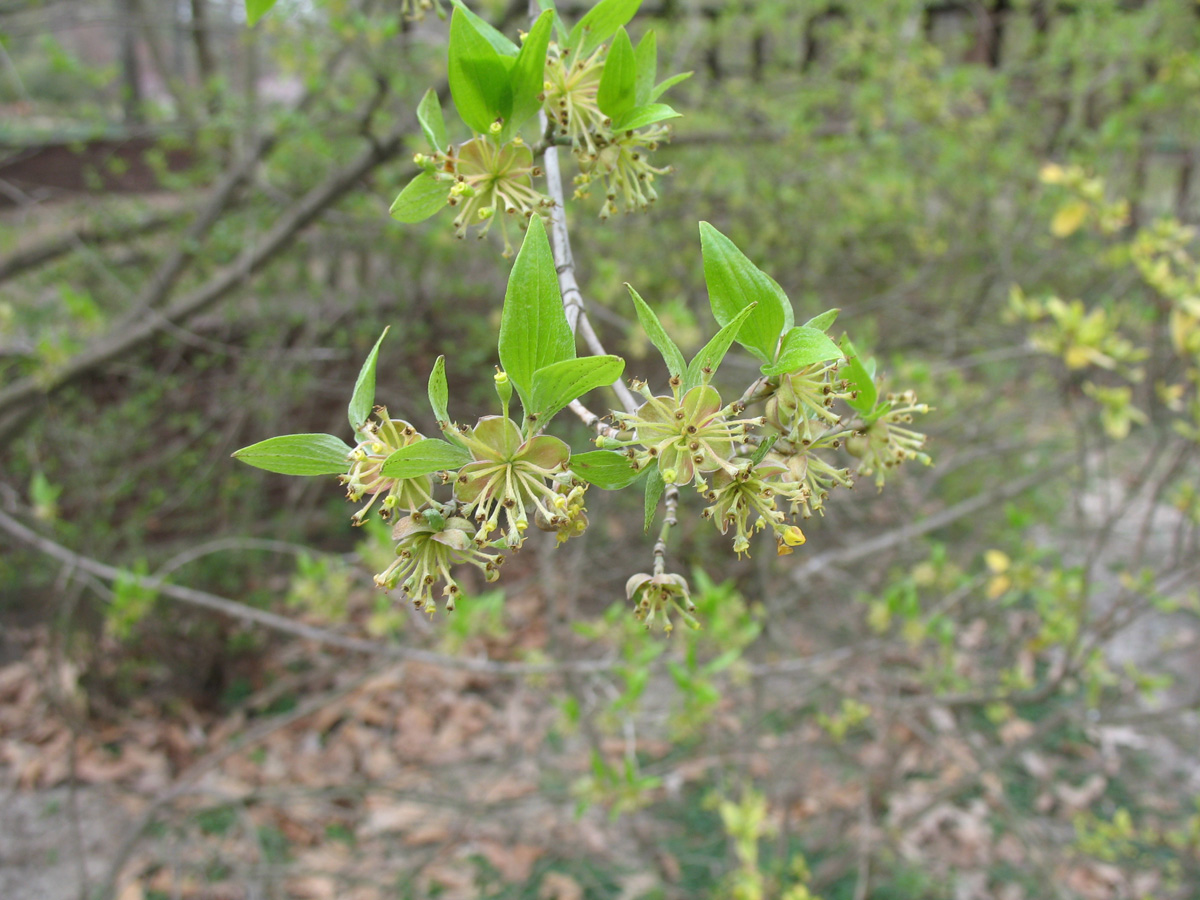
[[626, 571, 698, 633], [700, 458, 808, 558], [765, 360, 851, 443], [342, 411, 435, 524], [543, 44, 607, 158], [454, 416, 576, 549], [374, 509, 502, 612], [543, 44, 675, 217], [415, 138, 554, 256], [346, 405, 589, 615], [609, 382, 763, 486], [844, 391, 932, 488]]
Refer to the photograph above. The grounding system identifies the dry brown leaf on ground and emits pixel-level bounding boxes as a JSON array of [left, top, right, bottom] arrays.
[[539, 871, 584, 900], [475, 839, 544, 881]]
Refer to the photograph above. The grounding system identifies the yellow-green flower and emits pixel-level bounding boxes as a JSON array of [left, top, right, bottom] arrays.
[[454, 416, 574, 548], [374, 510, 502, 613], [700, 457, 807, 557], [612, 384, 759, 486], [625, 572, 697, 633], [342, 411, 436, 524], [845, 391, 932, 488]]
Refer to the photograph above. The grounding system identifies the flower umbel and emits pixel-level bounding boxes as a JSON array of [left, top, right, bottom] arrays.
[[416, 138, 554, 256], [575, 126, 672, 218], [700, 457, 807, 557], [454, 416, 574, 548], [374, 509, 503, 613], [765, 360, 848, 443], [845, 391, 932, 488], [543, 44, 608, 161], [611, 384, 763, 486], [626, 572, 698, 633], [342, 411, 436, 524]]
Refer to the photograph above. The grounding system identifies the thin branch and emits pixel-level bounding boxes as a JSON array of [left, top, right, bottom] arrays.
[[0, 112, 400, 424], [788, 456, 1072, 585], [0, 507, 614, 676], [0, 207, 189, 283], [540, 127, 640, 415]]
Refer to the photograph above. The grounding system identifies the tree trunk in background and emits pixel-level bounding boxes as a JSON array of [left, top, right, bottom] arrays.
[[191, 0, 220, 115], [116, 0, 144, 125]]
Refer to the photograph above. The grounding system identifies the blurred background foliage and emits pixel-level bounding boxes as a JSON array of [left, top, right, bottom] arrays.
[[2, 1, 1200, 898]]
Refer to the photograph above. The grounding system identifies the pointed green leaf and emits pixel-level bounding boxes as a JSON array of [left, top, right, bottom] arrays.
[[389, 171, 447, 223], [643, 464, 665, 532], [649, 70, 692, 102], [428, 355, 469, 449], [380, 438, 471, 478], [499, 217, 575, 409], [417, 88, 449, 151], [633, 30, 657, 107], [246, 0, 278, 26], [627, 284, 685, 379], [597, 27, 637, 120], [700, 222, 792, 363], [449, 0, 518, 55], [760, 326, 842, 376], [610, 103, 682, 132], [448, 7, 515, 135], [530, 355, 625, 424], [684, 303, 756, 391], [233, 434, 352, 476], [570, 450, 645, 490], [349, 327, 389, 432], [506, 10, 554, 139], [567, 0, 642, 60], [803, 308, 840, 332], [428, 355, 450, 426], [749, 434, 778, 467], [840, 335, 878, 415], [534, 0, 569, 43]]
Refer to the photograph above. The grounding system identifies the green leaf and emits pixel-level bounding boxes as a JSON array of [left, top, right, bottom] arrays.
[[627, 284, 685, 379], [567, 0, 642, 60], [246, 0, 277, 26], [448, 7, 515, 135], [499, 217, 575, 409], [610, 102, 681, 133], [530, 355, 625, 424], [684, 303, 756, 391], [506, 10, 554, 139], [597, 27, 637, 120], [449, 0, 518, 55], [427, 355, 450, 426], [760, 326, 842, 376], [535, 0, 569, 44], [349, 327, 389, 432], [700, 222, 791, 363], [649, 70, 692, 102], [380, 438, 471, 478], [570, 450, 644, 490], [389, 171, 447, 224], [417, 88, 449, 151], [643, 464, 665, 532], [428, 355, 468, 449], [233, 434, 352, 476], [633, 30, 657, 107], [803, 308, 840, 332], [749, 434, 778, 466], [840, 335, 878, 415]]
